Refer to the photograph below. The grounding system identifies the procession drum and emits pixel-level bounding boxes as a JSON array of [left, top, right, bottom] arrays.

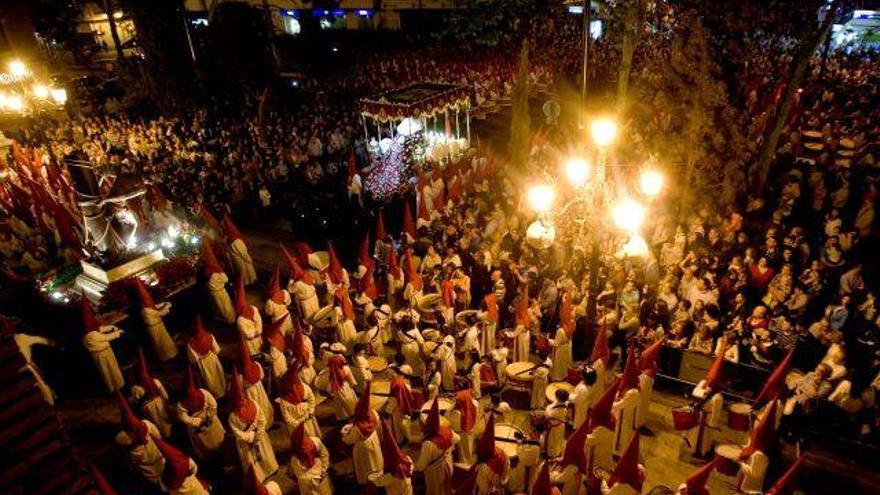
[[546, 382, 574, 404], [494, 423, 523, 460], [504, 362, 535, 391], [727, 403, 752, 432], [714, 444, 742, 476], [671, 406, 700, 431], [419, 397, 453, 427]]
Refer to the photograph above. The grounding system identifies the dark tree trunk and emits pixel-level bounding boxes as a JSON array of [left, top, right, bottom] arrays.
[[102, 0, 125, 62]]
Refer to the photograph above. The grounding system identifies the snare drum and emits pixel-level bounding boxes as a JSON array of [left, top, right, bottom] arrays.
[[504, 362, 536, 390], [671, 406, 700, 431], [715, 444, 742, 476], [367, 356, 389, 374], [494, 423, 523, 459], [802, 130, 822, 140], [546, 382, 574, 403], [370, 379, 391, 410], [727, 403, 752, 432], [420, 398, 453, 427]]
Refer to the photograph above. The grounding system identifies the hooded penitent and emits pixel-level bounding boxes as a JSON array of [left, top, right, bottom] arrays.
[[151, 434, 193, 490], [559, 291, 575, 338], [530, 462, 561, 495], [637, 338, 665, 377], [228, 367, 257, 425], [136, 348, 163, 399], [617, 347, 640, 399], [753, 349, 794, 408], [281, 243, 313, 285], [589, 321, 611, 365], [738, 399, 778, 460], [353, 380, 379, 436], [327, 241, 344, 285], [180, 366, 206, 413], [326, 354, 349, 393], [289, 319, 310, 369], [515, 285, 530, 327], [476, 413, 506, 475], [390, 373, 416, 415], [237, 334, 263, 385], [132, 277, 157, 309], [267, 265, 285, 304], [403, 201, 417, 242], [608, 433, 643, 493], [81, 298, 100, 334], [375, 211, 388, 242], [683, 456, 720, 495], [380, 418, 412, 479], [235, 273, 254, 320], [290, 421, 318, 469], [404, 249, 422, 291], [588, 379, 619, 433], [560, 409, 591, 473], [424, 397, 453, 449], [200, 239, 224, 275], [388, 247, 403, 281], [358, 233, 373, 271], [188, 315, 215, 356], [117, 391, 148, 444], [703, 347, 727, 392], [223, 214, 244, 244], [454, 390, 477, 433], [263, 315, 286, 352], [279, 367, 305, 404]]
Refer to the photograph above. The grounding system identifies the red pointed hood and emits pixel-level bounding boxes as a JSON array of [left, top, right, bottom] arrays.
[[181, 366, 206, 413], [326, 241, 344, 284], [81, 298, 100, 333], [403, 201, 417, 241], [424, 396, 442, 438], [404, 249, 422, 291], [390, 375, 416, 415], [588, 379, 619, 433], [116, 391, 148, 444], [559, 291, 575, 338], [223, 214, 244, 243], [684, 457, 720, 495], [455, 389, 477, 432], [560, 410, 590, 472], [754, 349, 794, 408], [358, 233, 373, 270], [589, 321, 611, 365], [476, 413, 506, 474], [375, 211, 388, 241], [335, 287, 355, 320], [704, 346, 727, 392], [388, 248, 403, 280], [353, 380, 378, 436], [238, 334, 262, 384], [245, 464, 270, 495], [235, 273, 255, 320], [638, 338, 665, 377], [151, 434, 192, 490], [197, 202, 223, 234], [281, 243, 313, 284], [381, 418, 412, 479], [279, 367, 306, 404], [739, 399, 778, 460], [531, 462, 560, 495], [618, 347, 640, 398], [132, 278, 156, 309], [89, 463, 120, 495], [292, 241, 313, 267], [515, 285, 531, 326], [765, 454, 806, 495], [418, 192, 431, 222], [188, 314, 215, 356], [229, 367, 257, 424], [290, 420, 318, 468], [289, 319, 310, 369], [359, 261, 379, 300], [441, 279, 455, 308], [608, 433, 643, 493], [263, 314, 286, 352], [137, 348, 163, 399], [267, 265, 285, 304], [201, 239, 224, 275]]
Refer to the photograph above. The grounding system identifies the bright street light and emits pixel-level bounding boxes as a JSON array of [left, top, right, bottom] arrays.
[[621, 235, 649, 257], [5, 95, 24, 112], [33, 84, 49, 99], [639, 169, 664, 198], [612, 198, 646, 232], [591, 118, 618, 147], [49, 88, 68, 105], [527, 184, 556, 213], [8, 60, 27, 77], [565, 158, 590, 187]]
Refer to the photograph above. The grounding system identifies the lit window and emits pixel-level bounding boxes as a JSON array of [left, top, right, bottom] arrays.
[[284, 16, 301, 35]]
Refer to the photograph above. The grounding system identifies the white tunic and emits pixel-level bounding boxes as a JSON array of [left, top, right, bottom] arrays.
[[415, 433, 460, 495], [176, 390, 225, 460], [228, 404, 278, 482], [131, 380, 173, 438], [242, 370, 274, 426], [737, 450, 769, 494], [512, 324, 530, 363], [552, 464, 586, 495], [549, 328, 573, 382], [288, 436, 333, 495], [264, 292, 293, 335], [116, 420, 165, 485], [291, 280, 320, 320], [230, 238, 257, 285], [570, 382, 597, 429], [636, 373, 654, 428], [278, 386, 320, 437], [612, 389, 640, 456], [342, 416, 384, 484], [544, 402, 569, 458], [236, 310, 263, 356], [141, 303, 178, 361], [586, 426, 615, 473], [207, 272, 236, 323], [82, 326, 125, 392], [186, 339, 227, 399]]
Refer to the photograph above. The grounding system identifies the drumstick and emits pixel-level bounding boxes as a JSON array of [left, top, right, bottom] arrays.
[[514, 365, 538, 376]]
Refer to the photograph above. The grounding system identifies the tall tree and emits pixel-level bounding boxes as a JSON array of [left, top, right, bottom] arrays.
[[753, 0, 842, 191], [509, 40, 532, 171], [615, 0, 647, 111]]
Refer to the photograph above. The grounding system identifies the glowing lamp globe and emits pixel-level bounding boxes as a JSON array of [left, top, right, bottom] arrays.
[[640, 170, 664, 198], [526, 220, 556, 249], [621, 235, 649, 258], [397, 117, 423, 137], [33, 84, 49, 99], [565, 158, 590, 187], [49, 88, 67, 105], [591, 118, 618, 147], [612, 198, 646, 232], [5, 95, 24, 112], [527, 184, 555, 213], [8, 60, 27, 77]]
